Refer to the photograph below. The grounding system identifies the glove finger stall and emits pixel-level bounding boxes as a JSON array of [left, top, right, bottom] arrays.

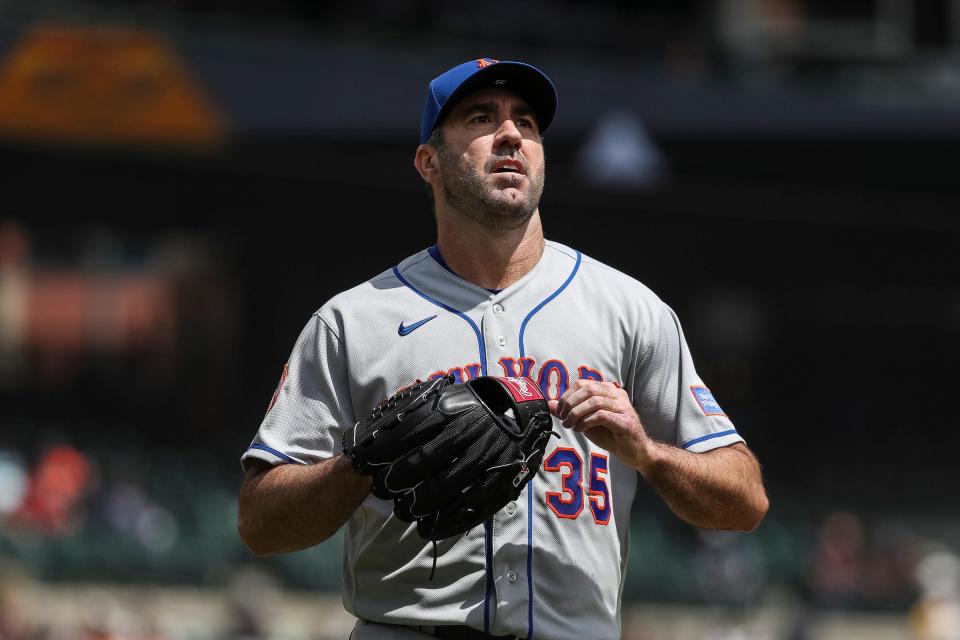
[[373, 404, 488, 499], [354, 407, 448, 472], [400, 425, 516, 519]]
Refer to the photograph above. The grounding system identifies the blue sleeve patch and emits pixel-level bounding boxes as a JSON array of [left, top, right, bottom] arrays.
[[690, 386, 726, 417]]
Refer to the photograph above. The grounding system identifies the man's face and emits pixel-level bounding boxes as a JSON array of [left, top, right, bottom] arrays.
[[433, 88, 546, 230]]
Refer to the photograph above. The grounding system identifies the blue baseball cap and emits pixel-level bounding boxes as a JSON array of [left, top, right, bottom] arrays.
[[419, 58, 558, 144]]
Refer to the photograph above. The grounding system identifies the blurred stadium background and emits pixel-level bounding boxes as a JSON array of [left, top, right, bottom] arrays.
[[1, 1, 959, 638]]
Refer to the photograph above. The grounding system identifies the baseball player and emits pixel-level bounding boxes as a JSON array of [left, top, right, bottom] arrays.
[[238, 58, 768, 640]]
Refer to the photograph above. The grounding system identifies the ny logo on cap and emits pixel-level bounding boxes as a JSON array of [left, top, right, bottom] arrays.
[[476, 58, 500, 68]]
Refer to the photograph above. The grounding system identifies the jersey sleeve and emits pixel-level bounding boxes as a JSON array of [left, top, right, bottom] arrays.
[[241, 312, 353, 470], [630, 302, 744, 453]]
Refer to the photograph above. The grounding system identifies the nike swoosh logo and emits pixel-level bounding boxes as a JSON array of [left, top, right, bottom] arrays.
[[398, 315, 437, 336]]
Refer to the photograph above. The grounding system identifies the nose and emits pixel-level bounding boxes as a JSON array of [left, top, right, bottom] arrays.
[[493, 118, 523, 151]]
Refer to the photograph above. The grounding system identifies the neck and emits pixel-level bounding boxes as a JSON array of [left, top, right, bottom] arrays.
[[435, 210, 545, 290]]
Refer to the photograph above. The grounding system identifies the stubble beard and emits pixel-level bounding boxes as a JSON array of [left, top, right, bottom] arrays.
[[437, 146, 545, 232]]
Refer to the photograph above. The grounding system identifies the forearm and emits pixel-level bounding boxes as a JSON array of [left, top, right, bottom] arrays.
[[638, 442, 768, 532], [238, 454, 372, 555]]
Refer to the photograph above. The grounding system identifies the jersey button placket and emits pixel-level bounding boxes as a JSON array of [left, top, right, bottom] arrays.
[[482, 301, 509, 369]]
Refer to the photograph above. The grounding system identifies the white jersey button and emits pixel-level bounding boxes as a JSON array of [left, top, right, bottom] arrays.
[[496, 335, 507, 347], [505, 501, 517, 515], [493, 303, 504, 315], [506, 570, 518, 582]]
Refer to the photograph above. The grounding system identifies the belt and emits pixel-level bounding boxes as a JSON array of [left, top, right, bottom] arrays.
[[423, 625, 519, 640]]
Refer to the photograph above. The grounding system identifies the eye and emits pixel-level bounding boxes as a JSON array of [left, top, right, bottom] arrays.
[[516, 118, 534, 128], [470, 114, 492, 124]]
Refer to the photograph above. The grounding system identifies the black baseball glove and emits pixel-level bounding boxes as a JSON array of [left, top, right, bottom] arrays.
[[342, 375, 556, 542]]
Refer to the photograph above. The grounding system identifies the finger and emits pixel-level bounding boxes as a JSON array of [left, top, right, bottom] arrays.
[[565, 391, 635, 430], [574, 411, 619, 433], [553, 386, 577, 420], [556, 383, 605, 420], [572, 378, 607, 397], [555, 378, 594, 407], [577, 409, 643, 442], [578, 411, 649, 467], [548, 399, 560, 416], [562, 394, 610, 429]]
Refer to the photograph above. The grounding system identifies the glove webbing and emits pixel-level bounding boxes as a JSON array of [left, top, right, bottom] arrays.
[[406, 405, 489, 466], [358, 405, 450, 471], [385, 408, 450, 453]]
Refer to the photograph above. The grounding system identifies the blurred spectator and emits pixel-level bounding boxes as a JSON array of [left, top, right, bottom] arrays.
[[11, 445, 92, 536], [100, 482, 179, 554]]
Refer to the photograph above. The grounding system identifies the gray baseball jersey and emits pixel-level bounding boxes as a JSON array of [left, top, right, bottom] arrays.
[[242, 240, 744, 640]]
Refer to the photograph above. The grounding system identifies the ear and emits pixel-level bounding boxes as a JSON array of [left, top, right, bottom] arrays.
[[414, 144, 440, 184]]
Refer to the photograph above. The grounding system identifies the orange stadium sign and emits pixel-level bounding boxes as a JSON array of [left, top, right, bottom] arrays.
[[0, 25, 226, 146]]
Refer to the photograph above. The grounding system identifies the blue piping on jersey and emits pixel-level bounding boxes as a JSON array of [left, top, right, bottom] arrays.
[[392, 266, 488, 377], [681, 429, 739, 449], [484, 519, 494, 633], [526, 479, 534, 640], [518, 250, 582, 358], [248, 443, 297, 463], [513, 249, 581, 639]]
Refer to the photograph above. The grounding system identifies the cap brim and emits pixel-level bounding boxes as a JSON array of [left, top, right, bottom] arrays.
[[433, 61, 557, 137]]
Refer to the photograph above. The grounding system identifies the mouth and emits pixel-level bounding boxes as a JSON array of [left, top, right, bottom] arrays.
[[491, 159, 526, 176]]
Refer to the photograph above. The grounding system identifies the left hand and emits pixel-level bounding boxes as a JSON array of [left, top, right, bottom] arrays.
[[548, 379, 652, 470]]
